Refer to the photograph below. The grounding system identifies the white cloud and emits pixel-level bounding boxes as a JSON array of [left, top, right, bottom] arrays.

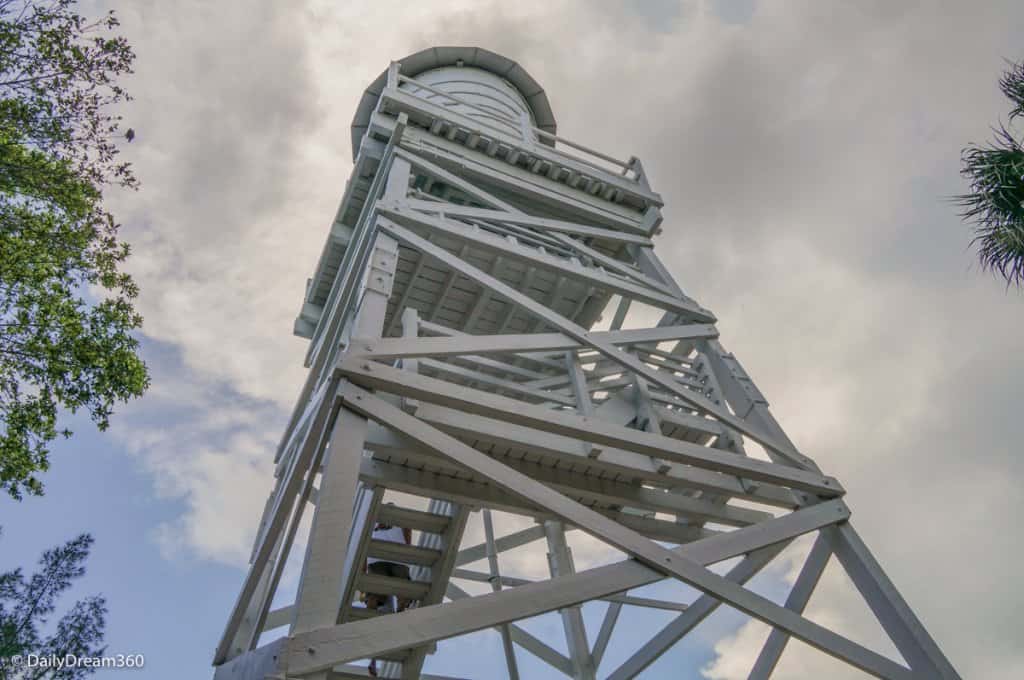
[[110, 362, 279, 566]]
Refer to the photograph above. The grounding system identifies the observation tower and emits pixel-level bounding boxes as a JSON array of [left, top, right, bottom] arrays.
[[211, 46, 959, 679]]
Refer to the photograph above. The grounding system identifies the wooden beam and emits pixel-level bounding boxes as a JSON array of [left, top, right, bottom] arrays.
[[355, 323, 719, 360], [378, 211, 711, 320], [283, 492, 851, 675], [323, 388, 908, 680], [337, 360, 841, 497], [391, 200, 654, 245], [379, 220, 817, 470], [605, 542, 789, 680]]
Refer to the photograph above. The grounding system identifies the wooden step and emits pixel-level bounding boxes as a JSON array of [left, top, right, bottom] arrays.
[[357, 573, 431, 601], [347, 605, 382, 621], [366, 539, 442, 566], [377, 505, 450, 534]]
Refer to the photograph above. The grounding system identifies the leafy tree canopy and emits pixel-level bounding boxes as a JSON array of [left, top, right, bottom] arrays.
[[0, 531, 107, 679], [0, 0, 147, 500], [957, 59, 1024, 287]]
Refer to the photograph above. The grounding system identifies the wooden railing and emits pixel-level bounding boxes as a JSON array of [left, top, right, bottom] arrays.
[[389, 65, 644, 184]]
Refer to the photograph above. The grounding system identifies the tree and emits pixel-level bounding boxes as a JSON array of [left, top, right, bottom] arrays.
[[0, 531, 106, 679], [0, 0, 148, 500], [957, 59, 1024, 287]]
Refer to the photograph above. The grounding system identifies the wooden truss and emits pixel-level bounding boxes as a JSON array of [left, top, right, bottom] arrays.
[[212, 60, 959, 680]]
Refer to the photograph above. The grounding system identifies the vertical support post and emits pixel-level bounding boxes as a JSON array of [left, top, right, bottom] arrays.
[[484, 510, 521, 680], [401, 307, 420, 411], [632, 375, 670, 475], [544, 521, 597, 680], [386, 60, 400, 89], [289, 408, 366, 637], [273, 158, 414, 660], [384, 155, 411, 200], [565, 351, 599, 458], [290, 230, 398, 644]]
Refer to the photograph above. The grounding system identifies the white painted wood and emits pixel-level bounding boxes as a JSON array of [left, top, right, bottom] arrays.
[[215, 51, 957, 680], [390, 200, 653, 245], [445, 582, 571, 676], [483, 510, 521, 680], [605, 543, 788, 680], [290, 407, 369, 634], [359, 456, 714, 544], [455, 525, 548, 566], [450, 571, 690, 611], [355, 323, 719, 359], [291, 233, 399, 637], [337, 360, 841, 497], [377, 220, 818, 468], [399, 499, 470, 679], [748, 534, 832, 679], [378, 210, 709, 319], [591, 601, 622, 669], [283, 497, 848, 674], [544, 521, 597, 680], [336, 388, 907, 679], [395, 401, 798, 508]]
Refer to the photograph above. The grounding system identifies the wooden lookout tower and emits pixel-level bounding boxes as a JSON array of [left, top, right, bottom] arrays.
[[212, 46, 959, 680]]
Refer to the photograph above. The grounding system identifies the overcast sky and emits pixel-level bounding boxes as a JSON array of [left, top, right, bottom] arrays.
[[4, 1, 1023, 678]]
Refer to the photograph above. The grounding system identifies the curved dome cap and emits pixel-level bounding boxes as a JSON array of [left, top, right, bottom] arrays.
[[350, 46, 557, 160]]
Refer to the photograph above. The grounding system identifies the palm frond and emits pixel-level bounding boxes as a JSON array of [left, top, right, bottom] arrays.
[[956, 124, 1024, 286], [999, 58, 1024, 121]]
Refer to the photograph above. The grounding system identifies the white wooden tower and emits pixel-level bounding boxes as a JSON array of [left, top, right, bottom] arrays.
[[212, 46, 959, 680]]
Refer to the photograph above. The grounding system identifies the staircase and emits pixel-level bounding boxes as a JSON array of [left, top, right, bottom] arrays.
[[338, 489, 470, 680]]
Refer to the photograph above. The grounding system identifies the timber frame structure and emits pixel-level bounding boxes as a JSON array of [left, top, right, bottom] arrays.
[[211, 46, 960, 679]]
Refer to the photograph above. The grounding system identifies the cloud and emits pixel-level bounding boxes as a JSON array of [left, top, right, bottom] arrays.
[[108, 0, 326, 405], [108, 341, 280, 566]]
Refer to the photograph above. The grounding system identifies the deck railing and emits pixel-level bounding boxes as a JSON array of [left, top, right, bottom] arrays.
[[389, 65, 644, 184]]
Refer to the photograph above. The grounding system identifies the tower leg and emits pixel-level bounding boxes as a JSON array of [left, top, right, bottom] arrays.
[[290, 229, 399, 679], [290, 407, 368, 636], [544, 521, 597, 680]]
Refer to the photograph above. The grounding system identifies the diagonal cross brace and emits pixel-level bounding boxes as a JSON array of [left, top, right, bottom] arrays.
[[748, 533, 832, 679], [304, 388, 919, 680], [282, 489, 848, 675], [605, 543, 790, 680], [378, 218, 816, 471]]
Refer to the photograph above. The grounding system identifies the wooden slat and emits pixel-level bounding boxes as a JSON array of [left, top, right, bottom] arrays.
[[357, 573, 431, 601], [377, 505, 450, 534], [366, 539, 441, 567]]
